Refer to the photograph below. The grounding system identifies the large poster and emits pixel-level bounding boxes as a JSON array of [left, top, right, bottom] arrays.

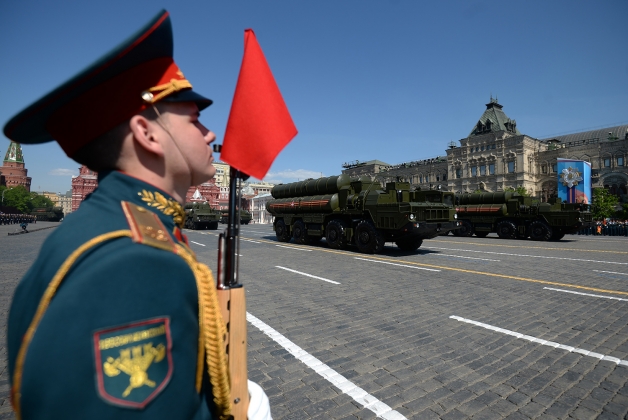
[[557, 159, 591, 203]]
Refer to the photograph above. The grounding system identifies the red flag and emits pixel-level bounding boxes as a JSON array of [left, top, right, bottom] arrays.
[[220, 29, 298, 180]]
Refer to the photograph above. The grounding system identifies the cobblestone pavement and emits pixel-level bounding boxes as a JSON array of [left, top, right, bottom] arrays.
[[2, 223, 627, 419]]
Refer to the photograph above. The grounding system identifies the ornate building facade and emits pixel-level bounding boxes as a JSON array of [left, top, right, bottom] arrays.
[[343, 98, 627, 203], [71, 166, 98, 211], [1, 141, 31, 191]]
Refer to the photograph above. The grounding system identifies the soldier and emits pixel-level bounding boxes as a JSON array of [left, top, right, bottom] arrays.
[[4, 10, 268, 420]]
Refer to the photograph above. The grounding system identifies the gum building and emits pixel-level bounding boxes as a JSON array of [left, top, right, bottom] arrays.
[[343, 98, 627, 203], [0, 141, 32, 191]]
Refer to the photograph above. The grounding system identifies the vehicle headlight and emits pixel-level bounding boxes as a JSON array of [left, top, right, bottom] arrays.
[[454, 213, 458, 219], [409, 213, 416, 220]]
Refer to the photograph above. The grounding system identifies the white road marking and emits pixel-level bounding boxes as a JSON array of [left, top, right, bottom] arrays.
[[593, 270, 628, 276], [247, 313, 407, 420], [433, 254, 500, 262], [242, 239, 262, 244], [544, 287, 628, 302], [190, 241, 206, 247], [276, 266, 340, 284], [354, 257, 441, 272], [427, 247, 628, 265], [450, 315, 628, 367], [276, 245, 313, 251]]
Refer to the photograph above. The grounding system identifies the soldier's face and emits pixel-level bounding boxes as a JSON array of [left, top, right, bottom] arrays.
[[157, 102, 217, 186]]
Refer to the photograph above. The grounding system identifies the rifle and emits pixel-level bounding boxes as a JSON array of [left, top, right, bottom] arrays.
[[216, 166, 249, 419]]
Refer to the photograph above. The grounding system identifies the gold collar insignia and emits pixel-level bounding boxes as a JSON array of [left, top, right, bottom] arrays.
[[138, 190, 185, 229]]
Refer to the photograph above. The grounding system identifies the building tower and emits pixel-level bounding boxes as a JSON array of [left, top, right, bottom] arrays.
[[0, 141, 32, 191], [71, 165, 98, 211]]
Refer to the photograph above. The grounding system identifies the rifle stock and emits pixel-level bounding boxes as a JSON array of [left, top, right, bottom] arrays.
[[216, 168, 249, 419]]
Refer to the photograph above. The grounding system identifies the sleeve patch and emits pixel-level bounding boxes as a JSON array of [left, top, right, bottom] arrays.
[[93, 317, 173, 409]]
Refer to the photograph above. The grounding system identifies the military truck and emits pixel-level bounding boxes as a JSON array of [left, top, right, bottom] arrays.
[[266, 174, 459, 254], [31, 206, 64, 222], [184, 202, 220, 230], [220, 209, 252, 225], [454, 192, 593, 241]]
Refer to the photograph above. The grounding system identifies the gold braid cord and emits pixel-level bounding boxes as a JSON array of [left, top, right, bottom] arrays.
[[12, 230, 132, 420], [175, 244, 232, 420]]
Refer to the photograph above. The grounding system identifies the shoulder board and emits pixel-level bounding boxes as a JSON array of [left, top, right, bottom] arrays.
[[120, 201, 177, 252]]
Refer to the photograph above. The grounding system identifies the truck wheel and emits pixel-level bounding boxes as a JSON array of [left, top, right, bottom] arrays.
[[292, 220, 308, 244], [208, 222, 219, 230], [496, 221, 517, 239], [355, 220, 385, 254], [474, 231, 489, 238], [457, 221, 473, 237], [529, 221, 552, 241], [550, 231, 565, 241], [395, 237, 423, 251], [326, 219, 348, 250], [275, 219, 291, 242]]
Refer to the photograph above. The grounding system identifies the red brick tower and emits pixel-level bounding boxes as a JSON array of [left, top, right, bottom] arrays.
[[71, 165, 98, 211], [0, 141, 32, 191]]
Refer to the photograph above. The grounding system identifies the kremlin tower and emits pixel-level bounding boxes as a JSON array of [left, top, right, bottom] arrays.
[[0, 141, 31, 191]]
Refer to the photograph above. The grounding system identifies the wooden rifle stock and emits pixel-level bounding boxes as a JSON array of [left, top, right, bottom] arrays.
[[216, 168, 249, 419]]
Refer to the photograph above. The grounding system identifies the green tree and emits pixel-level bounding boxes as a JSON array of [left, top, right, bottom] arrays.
[[2, 186, 32, 213], [31, 193, 55, 208], [615, 203, 628, 221], [505, 186, 530, 196], [592, 188, 619, 220]]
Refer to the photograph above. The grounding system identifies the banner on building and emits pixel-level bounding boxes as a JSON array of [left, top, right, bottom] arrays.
[[557, 159, 591, 203]]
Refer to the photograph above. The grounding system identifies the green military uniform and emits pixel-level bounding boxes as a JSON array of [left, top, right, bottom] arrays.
[[4, 10, 232, 420]]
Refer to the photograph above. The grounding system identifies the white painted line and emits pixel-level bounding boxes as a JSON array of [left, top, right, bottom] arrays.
[[190, 241, 206, 247], [242, 239, 262, 244], [276, 266, 340, 285], [275, 245, 313, 251], [428, 247, 628, 265], [450, 315, 628, 367], [593, 270, 628, 276], [433, 254, 500, 262], [544, 287, 628, 302], [354, 257, 440, 272], [247, 313, 407, 420]]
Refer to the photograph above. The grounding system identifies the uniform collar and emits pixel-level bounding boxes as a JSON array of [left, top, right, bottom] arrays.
[[97, 170, 185, 230]]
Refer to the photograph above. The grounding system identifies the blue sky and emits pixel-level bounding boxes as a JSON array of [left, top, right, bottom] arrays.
[[2, 0, 627, 193]]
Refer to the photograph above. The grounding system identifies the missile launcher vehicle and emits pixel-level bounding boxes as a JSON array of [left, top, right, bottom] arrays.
[[31, 206, 64, 222], [454, 192, 594, 241], [184, 202, 220, 230], [220, 209, 252, 225], [266, 174, 459, 254]]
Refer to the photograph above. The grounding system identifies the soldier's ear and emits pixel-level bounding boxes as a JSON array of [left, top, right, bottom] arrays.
[[129, 115, 165, 158]]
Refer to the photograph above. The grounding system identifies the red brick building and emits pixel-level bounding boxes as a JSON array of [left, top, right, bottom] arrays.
[[185, 181, 220, 207], [0, 141, 31, 191], [71, 166, 98, 211]]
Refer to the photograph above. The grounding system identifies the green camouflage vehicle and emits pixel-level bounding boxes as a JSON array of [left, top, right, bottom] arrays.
[[454, 192, 594, 241], [266, 174, 459, 254], [184, 202, 220, 230], [31, 206, 64, 222], [220, 209, 252, 225]]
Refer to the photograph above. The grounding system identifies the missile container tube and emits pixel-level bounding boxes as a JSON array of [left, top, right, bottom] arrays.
[[266, 174, 459, 254], [454, 192, 594, 241], [184, 202, 220, 230]]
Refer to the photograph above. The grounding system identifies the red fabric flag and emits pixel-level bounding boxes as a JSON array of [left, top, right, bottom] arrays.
[[220, 29, 298, 180]]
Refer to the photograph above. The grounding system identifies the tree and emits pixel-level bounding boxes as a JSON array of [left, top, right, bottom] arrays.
[[615, 203, 628, 221], [2, 186, 32, 213], [592, 188, 619, 220], [31, 193, 55, 208], [505, 186, 530, 196]]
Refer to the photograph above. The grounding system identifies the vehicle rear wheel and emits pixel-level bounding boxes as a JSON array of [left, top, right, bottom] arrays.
[[496, 221, 517, 239], [456, 220, 473, 237], [325, 219, 348, 250], [208, 221, 219, 230], [474, 231, 489, 238], [529, 220, 552, 241], [292, 220, 309, 244], [355, 220, 385, 254], [550, 231, 565, 241], [395, 236, 423, 251], [275, 219, 290, 242]]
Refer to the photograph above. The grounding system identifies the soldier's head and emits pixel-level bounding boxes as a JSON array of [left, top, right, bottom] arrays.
[[3, 10, 216, 193]]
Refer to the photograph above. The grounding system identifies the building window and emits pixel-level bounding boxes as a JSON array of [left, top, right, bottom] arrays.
[[492, 144, 496, 150], [419, 175, 423, 183], [552, 163, 557, 173], [541, 165, 547, 174], [618, 157, 624, 166], [480, 165, 486, 176], [489, 164, 495, 175], [481, 145, 485, 151], [436, 175, 440, 182], [471, 167, 477, 177], [604, 158, 611, 167], [456, 168, 462, 178], [508, 161, 515, 173], [443, 173, 447, 181]]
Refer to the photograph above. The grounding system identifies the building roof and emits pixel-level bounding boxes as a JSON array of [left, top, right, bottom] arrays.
[[469, 97, 521, 136], [3, 141, 24, 163], [540, 124, 628, 144]]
